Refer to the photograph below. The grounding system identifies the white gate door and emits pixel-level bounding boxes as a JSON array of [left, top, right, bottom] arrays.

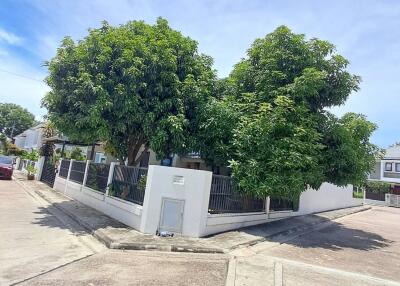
[[159, 198, 185, 234]]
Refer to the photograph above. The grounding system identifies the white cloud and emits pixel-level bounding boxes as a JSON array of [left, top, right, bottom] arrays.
[[0, 28, 23, 45]]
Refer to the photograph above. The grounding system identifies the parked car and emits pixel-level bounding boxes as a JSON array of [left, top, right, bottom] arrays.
[[0, 156, 13, 180]]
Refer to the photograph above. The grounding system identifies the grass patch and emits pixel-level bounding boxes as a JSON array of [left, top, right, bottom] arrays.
[[353, 191, 363, 199]]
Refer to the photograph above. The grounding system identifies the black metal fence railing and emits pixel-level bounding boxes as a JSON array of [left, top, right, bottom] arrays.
[[208, 175, 265, 214], [109, 165, 148, 205], [365, 191, 386, 201], [59, 160, 70, 178], [85, 163, 110, 193], [269, 197, 299, 211], [69, 161, 86, 184]]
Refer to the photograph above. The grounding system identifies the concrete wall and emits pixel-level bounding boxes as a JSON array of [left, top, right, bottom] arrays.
[[296, 183, 355, 215], [51, 161, 359, 238], [140, 165, 212, 237], [204, 212, 268, 236], [203, 183, 357, 236], [53, 175, 143, 230]]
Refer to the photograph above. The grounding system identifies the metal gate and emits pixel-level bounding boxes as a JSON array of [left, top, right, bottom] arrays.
[[40, 157, 57, 187]]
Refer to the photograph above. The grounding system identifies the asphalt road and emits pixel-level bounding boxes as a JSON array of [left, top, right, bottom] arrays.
[[231, 206, 400, 286], [4, 175, 400, 286], [0, 178, 227, 286]]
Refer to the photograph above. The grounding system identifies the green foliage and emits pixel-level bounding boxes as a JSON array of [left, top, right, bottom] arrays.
[[365, 181, 391, 194], [21, 150, 39, 161], [229, 26, 360, 111], [68, 147, 86, 161], [39, 122, 56, 156], [0, 103, 35, 138], [319, 112, 379, 188], [26, 165, 37, 175], [194, 26, 378, 199], [107, 183, 116, 197], [0, 135, 24, 155], [137, 174, 147, 193], [43, 18, 216, 165], [230, 96, 323, 199], [192, 97, 239, 167], [5, 143, 23, 156], [352, 191, 364, 199]]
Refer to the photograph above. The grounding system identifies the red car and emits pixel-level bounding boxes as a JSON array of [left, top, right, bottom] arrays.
[[0, 156, 13, 180]]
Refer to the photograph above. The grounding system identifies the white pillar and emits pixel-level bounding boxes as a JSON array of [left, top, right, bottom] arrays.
[[15, 157, 21, 170], [265, 196, 271, 217], [105, 162, 118, 196], [65, 159, 75, 194], [82, 160, 91, 187], [35, 156, 46, 180], [363, 188, 366, 205], [139, 166, 212, 237]]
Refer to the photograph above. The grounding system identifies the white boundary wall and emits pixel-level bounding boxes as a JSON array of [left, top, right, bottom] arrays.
[[51, 160, 361, 238], [203, 183, 359, 236], [54, 175, 143, 230], [297, 183, 355, 215]]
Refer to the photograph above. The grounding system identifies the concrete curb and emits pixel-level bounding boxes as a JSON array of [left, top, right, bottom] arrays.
[[225, 257, 237, 286], [16, 178, 225, 254], [34, 188, 225, 253]]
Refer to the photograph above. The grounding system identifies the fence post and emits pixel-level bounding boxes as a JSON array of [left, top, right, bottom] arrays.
[[363, 188, 366, 205], [105, 162, 118, 196], [82, 160, 91, 187], [65, 159, 74, 194], [15, 157, 20, 170], [35, 156, 46, 181], [265, 196, 271, 216]]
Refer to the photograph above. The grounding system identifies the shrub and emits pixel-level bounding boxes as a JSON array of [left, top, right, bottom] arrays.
[[366, 181, 391, 193], [137, 175, 147, 193], [69, 147, 86, 161], [26, 165, 37, 175], [21, 150, 39, 161]]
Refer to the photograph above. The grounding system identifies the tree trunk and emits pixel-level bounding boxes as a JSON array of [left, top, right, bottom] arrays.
[[126, 136, 149, 166]]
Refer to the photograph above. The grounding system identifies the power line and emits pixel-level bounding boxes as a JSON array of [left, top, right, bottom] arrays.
[[0, 68, 44, 82]]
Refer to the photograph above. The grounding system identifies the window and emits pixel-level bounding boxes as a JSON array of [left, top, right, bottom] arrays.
[[385, 162, 393, 172], [94, 152, 106, 163], [396, 163, 400, 173]]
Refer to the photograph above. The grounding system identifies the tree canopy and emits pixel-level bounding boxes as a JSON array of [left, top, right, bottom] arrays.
[[193, 26, 378, 199], [0, 103, 35, 138], [43, 21, 378, 199], [43, 18, 216, 165]]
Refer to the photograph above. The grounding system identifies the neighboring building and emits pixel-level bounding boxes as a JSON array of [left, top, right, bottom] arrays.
[[14, 124, 226, 172], [14, 123, 45, 151], [369, 144, 400, 190]]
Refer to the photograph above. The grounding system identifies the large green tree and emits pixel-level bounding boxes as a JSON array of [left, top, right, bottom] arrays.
[[43, 18, 216, 165], [194, 26, 378, 199], [0, 103, 35, 138]]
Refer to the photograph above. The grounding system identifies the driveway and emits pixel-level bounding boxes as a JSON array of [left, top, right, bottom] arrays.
[[231, 206, 400, 285], [0, 178, 227, 286]]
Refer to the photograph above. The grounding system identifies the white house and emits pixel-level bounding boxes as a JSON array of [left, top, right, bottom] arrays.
[[14, 123, 45, 151], [369, 144, 400, 191]]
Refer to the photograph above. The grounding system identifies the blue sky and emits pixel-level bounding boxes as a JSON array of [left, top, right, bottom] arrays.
[[0, 0, 399, 147]]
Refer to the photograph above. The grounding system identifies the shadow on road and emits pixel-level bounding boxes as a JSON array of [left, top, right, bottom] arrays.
[[282, 221, 393, 251], [223, 212, 393, 252], [31, 200, 128, 236]]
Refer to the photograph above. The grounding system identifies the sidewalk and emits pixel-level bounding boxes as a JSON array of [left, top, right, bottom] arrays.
[[14, 171, 371, 254]]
